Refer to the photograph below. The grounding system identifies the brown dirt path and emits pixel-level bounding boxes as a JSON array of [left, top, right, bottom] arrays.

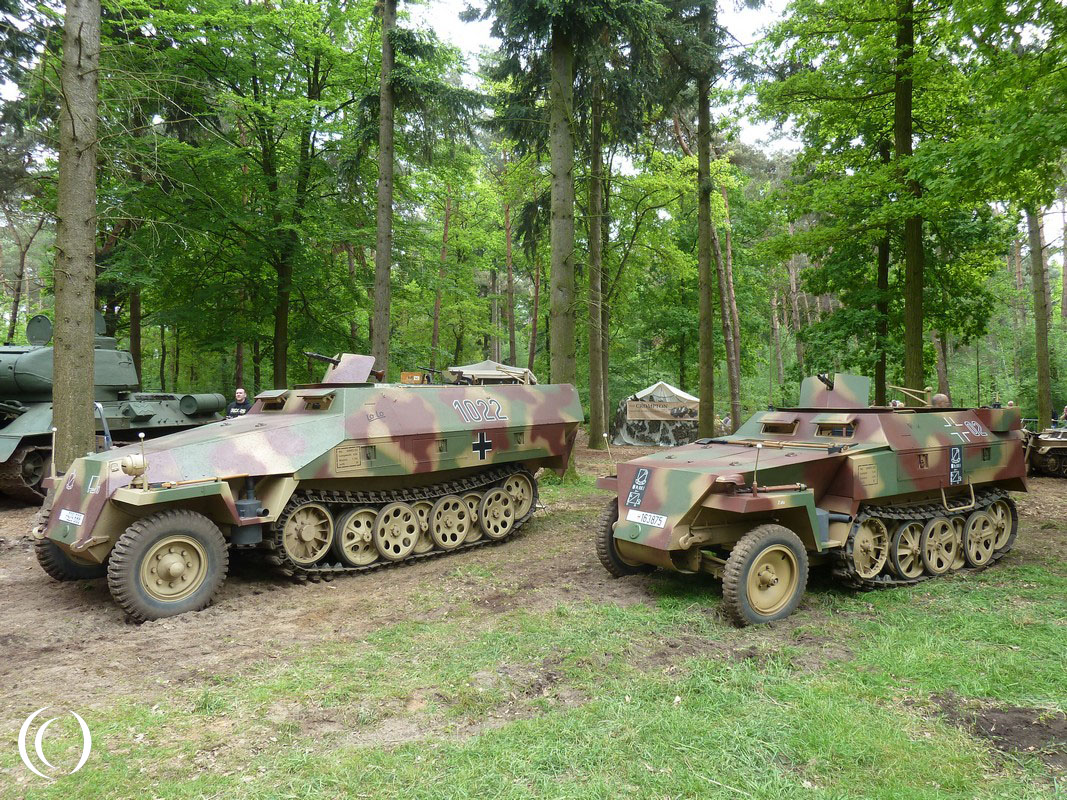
[[0, 442, 1061, 744]]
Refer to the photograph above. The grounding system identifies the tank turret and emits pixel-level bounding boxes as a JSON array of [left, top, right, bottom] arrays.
[[0, 314, 223, 501]]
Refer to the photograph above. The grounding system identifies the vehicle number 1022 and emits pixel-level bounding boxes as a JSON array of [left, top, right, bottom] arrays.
[[453, 399, 509, 424]]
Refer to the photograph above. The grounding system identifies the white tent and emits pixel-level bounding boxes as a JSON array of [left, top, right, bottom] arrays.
[[611, 381, 701, 447]]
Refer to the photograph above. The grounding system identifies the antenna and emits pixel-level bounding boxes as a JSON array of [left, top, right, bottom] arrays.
[[138, 432, 147, 488], [603, 432, 614, 464], [751, 443, 763, 496]]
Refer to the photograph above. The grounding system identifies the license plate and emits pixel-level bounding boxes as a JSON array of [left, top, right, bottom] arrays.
[[58, 509, 85, 526], [626, 509, 667, 528]]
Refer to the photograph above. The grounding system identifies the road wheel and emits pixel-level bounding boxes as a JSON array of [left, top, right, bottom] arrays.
[[462, 492, 484, 542], [962, 510, 996, 567], [987, 497, 1018, 556], [595, 500, 653, 578], [501, 471, 537, 523], [1040, 453, 1060, 474], [411, 500, 435, 554], [949, 516, 967, 570], [35, 538, 107, 581], [331, 508, 379, 567], [479, 489, 516, 540], [430, 495, 469, 550], [373, 502, 419, 561], [920, 517, 956, 576], [889, 521, 925, 579], [281, 501, 334, 567], [722, 524, 808, 627], [849, 518, 889, 578], [107, 510, 228, 621]]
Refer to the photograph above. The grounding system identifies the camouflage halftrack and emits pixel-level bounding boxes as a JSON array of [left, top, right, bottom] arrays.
[[596, 374, 1026, 626], [0, 314, 224, 501], [34, 354, 582, 621], [1023, 426, 1067, 477]]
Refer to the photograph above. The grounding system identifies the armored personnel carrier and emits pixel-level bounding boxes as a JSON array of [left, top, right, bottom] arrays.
[[1023, 426, 1067, 476], [0, 314, 224, 501], [596, 374, 1026, 626], [33, 354, 582, 621]]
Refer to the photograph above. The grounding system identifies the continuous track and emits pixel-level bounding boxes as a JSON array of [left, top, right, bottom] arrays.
[[266, 465, 535, 580], [832, 488, 1014, 590]]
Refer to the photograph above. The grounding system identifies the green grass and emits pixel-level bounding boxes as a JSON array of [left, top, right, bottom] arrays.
[[3, 501, 1064, 799]]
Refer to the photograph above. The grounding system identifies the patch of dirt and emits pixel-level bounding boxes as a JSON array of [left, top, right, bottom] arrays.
[[931, 692, 1067, 771], [0, 445, 1059, 746]]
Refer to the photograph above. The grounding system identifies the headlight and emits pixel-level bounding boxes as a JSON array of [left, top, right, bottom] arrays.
[[120, 453, 146, 478]]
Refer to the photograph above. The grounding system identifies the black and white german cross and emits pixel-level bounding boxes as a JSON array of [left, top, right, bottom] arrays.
[[472, 431, 493, 460]]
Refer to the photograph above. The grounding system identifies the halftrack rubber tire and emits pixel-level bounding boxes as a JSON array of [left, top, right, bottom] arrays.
[[107, 510, 228, 622], [722, 524, 808, 627], [35, 537, 108, 581], [595, 500, 654, 578]]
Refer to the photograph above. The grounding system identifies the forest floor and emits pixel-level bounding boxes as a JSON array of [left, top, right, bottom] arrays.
[[0, 438, 1064, 799]]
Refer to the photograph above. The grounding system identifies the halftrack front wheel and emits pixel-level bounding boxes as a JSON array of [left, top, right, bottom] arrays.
[[373, 502, 420, 561], [429, 495, 470, 550], [35, 538, 108, 581], [920, 517, 958, 576], [332, 508, 379, 567], [595, 500, 654, 578], [479, 489, 516, 540], [281, 501, 335, 567], [722, 524, 808, 627], [962, 510, 996, 567], [106, 510, 228, 621], [889, 521, 925, 579], [987, 498, 1018, 556]]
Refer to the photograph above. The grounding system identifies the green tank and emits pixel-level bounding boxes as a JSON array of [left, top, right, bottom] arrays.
[[33, 353, 583, 621], [0, 314, 224, 501], [596, 373, 1027, 626]]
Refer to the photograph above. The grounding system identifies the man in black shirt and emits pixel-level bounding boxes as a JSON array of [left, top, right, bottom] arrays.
[[226, 387, 253, 419]]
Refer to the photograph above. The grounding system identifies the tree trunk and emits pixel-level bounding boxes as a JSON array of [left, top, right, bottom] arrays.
[[600, 166, 612, 428], [786, 223, 804, 368], [234, 342, 244, 390], [504, 200, 516, 365], [548, 22, 576, 386], [528, 252, 541, 372], [430, 194, 451, 371], [711, 218, 740, 430], [372, 0, 397, 375], [931, 330, 950, 401], [53, 0, 100, 470], [1029, 206, 1052, 427], [770, 289, 784, 387], [252, 339, 262, 395], [587, 82, 606, 449], [129, 287, 141, 386], [159, 325, 166, 391], [7, 250, 25, 342], [490, 267, 501, 362], [716, 184, 742, 370], [895, 0, 925, 401], [875, 232, 890, 405], [696, 65, 716, 438], [173, 327, 180, 391]]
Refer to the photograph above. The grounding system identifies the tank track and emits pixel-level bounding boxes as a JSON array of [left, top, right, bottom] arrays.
[[831, 489, 1013, 591], [0, 445, 48, 502], [266, 465, 532, 581]]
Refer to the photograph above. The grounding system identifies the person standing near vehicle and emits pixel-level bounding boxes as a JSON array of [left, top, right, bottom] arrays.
[[226, 387, 253, 418]]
